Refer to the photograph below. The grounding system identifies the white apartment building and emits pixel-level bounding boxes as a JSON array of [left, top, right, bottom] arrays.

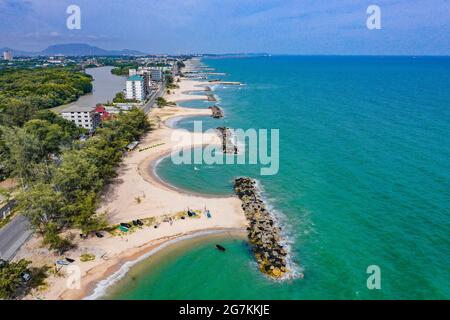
[[126, 75, 147, 101], [3, 50, 13, 61], [60, 105, 101, 132]]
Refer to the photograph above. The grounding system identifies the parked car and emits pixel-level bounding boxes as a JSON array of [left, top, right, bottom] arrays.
[[20, 272, 32, 283]]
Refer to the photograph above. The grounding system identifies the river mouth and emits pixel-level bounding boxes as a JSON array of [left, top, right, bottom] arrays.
[[52, 66, 125, 112]]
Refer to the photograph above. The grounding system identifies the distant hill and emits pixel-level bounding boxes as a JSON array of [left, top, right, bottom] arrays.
[[1, 43, 146, 57]]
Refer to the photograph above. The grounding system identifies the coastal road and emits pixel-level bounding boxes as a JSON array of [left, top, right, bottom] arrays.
[[142, 83, 166, 114], [0, 215, 33, 261]]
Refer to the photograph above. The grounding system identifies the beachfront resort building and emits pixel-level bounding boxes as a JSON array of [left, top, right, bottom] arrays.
[[126, 74, 147, 101], [60, 105, 101, 132]]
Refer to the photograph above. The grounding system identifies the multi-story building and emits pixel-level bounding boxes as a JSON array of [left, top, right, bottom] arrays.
[[3, 50, 13, 61], [129, 68, 151, 93], [150, 68, 163, 82], [60, 105, 101, 132], [126, 74, 147, 101]]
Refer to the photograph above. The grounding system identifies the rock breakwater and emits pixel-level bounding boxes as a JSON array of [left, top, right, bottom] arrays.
[[234, 177, 289, 279], [216, 127, 238, 154], [209, 105, 224, 118], [206, 93, 217, 102]]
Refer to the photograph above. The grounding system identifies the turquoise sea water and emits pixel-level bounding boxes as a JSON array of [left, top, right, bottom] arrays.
[[111, 56, 450, 299], [178, 99, 211, 109]]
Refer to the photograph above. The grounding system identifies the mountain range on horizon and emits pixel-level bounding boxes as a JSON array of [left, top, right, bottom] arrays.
[[0, 43, 147, 57]]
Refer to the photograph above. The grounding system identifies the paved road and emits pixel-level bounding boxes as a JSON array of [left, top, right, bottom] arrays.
[[142, 84, 166, 114], [0, 215, 33, 261]]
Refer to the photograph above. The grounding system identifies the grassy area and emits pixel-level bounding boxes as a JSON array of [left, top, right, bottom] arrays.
[[80, 253, 96, 262]]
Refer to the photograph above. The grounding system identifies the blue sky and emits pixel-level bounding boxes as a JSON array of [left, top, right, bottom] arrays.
[[1, 0, 450, 55]]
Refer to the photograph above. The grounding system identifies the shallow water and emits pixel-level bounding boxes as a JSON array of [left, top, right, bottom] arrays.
[[111, 56, 450, 299]]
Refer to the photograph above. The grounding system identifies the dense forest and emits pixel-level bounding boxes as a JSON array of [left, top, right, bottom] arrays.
[[0, 67, 93, 126]]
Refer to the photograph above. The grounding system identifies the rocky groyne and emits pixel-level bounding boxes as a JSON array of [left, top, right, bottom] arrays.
[[206, 93, 217, 102], [216, 127, 238, 154], [234, 177, 289, 279], [208, 80, 242, 85], [209, 105, 224, 118]]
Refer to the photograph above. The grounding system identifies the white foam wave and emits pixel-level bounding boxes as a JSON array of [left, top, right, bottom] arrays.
[[251, 179, 303, 280]]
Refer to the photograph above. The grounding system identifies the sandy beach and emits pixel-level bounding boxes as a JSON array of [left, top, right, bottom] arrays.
[[15, 64, 247, 300]]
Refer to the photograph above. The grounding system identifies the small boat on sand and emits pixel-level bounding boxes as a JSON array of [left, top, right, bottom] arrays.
[[216, 244, 226, 252]]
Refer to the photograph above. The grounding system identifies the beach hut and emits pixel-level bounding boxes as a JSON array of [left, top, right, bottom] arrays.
[[126, 141, 139, 151]]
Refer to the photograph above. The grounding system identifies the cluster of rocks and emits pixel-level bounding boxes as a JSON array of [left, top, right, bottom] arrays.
[[206, 93, 217, 102], [216, 127, 238, 154], [234, 177, 288, 279], [209, 105, 224, 118]]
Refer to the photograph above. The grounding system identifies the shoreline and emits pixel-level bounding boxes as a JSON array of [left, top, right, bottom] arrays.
[[148, 147, 233, 199], [84, 228, 247, 300], [16, 60, 248, 300], [164, 114, 209, 129]]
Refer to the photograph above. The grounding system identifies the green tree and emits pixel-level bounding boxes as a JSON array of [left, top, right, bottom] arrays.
[[1, 126, 43, 187], [52, 150, 102, 203], [156, 97, 168, 108], [42, 222, 73, 254], [17, 183, 65, 231], [24, 119, 66, 157], [0, 259, 31, 299], [0, 98, 37, 127]]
